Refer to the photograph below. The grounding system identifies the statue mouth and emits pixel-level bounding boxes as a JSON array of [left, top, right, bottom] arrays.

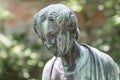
[[49, 48, 61, 57], [54, 53, 60, 57], [50, 47, 65, 57]]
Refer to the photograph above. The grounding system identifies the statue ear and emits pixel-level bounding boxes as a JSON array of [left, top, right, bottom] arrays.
[[68, 11, 80, 40], [75, 28, 80, 40]]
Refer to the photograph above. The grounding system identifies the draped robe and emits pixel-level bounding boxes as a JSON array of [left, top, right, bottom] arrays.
[[42, 44, 119, 80]]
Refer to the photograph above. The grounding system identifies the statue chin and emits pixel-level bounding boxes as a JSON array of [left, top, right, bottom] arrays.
[[49, 49, 62, 57], [53, 53, 60, 57], [50, 48, 67, 57], [53, 52, 63, 57]]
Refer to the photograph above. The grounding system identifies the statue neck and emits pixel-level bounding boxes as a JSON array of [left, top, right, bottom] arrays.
[[61, 40, 80, 72]]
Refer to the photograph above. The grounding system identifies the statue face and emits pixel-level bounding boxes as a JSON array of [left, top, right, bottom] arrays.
[[39, 18, 73, 57]]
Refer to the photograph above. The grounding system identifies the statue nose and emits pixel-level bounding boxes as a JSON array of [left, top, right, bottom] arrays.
[[42, 19, 49, 27], [41, 20, 49, 38]]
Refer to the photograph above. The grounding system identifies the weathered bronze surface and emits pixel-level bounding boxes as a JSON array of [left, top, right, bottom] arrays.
[[34, 4, 119, 80]]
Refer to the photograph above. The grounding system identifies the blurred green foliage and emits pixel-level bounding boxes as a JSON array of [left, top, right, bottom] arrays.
[[0, 4, 47, 80], [0, 4, 13, 33], [0, 6, 13, 19], [0, 33, 46, 80], [0, 5, 44, 80]]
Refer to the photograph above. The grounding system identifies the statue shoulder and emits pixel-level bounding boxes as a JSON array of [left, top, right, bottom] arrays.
[[79, 43, 119, 79], [42, 57, 64, 80], [79, 43, 117, 65], [42, 57, 57, 80]]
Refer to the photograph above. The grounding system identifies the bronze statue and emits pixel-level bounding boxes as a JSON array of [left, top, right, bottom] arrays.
[[33, 4, 119, 80]]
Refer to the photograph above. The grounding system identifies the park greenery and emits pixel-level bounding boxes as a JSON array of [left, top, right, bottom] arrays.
[[0, 33, 45, 79], [0, 0, 120, 79]]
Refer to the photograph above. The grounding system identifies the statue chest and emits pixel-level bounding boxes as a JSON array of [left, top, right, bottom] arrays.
[[51, 58, 91, 80]]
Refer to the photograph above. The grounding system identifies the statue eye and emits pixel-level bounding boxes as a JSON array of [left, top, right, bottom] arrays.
[[47, 31, 57, 39], [40, 15, 46, 22], [48, 12, 57, 21], [48, 15, 55, 21]]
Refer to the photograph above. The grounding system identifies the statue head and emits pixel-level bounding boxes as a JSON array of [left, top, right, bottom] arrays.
[[34, 4, 80, 57]]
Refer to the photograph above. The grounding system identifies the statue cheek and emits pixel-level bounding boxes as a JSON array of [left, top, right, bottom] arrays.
[[44, 40, 52, 49], [44, 38, 57, 52], [43, 38, 51, 46], [56, 32, 72, 55], [56, 34, 66, 54]]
